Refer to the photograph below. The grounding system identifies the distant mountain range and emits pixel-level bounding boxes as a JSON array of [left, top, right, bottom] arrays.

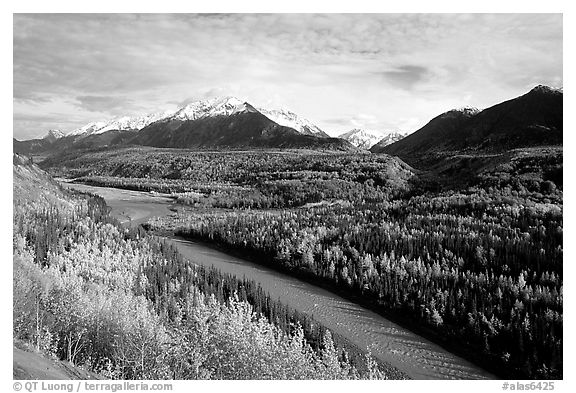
[[372, 85, 563, 167], [338, 128, 406, 149], [14, 86, 562, 158], [13, 97, 354, 153]]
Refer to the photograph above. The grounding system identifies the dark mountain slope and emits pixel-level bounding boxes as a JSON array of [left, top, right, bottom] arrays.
[[13, 138, 53, 155], [129, 110, 355, 151], [448, 86, 562, 150], [371, 108, 478, 156], [13, 130, 66, 154], [69, 129, 139, 150], [15, 112, 354, 154], [375, 86, 562, 167]]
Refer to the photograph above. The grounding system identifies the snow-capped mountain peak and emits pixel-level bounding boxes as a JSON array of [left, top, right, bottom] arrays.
[[257, 107, 329, 137], [43, 129, 65, 140], [171, 96, 258, 121], [65, 97, 257, 137], [338, 128, 386, 149], [371, 132, 408, 149]]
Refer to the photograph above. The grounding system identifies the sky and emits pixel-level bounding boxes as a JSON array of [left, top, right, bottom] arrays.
[[13, 13, 563, 140]]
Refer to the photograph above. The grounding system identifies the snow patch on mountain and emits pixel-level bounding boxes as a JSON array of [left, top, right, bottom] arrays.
[[444, 106, 480, 117], [530, 85, 563, 95], [432, 107, 481, 123], [67, 110, 176, 137], [96, 110, 176, 133], [258, 108, 329, 137], [67, 121, 108, 137]]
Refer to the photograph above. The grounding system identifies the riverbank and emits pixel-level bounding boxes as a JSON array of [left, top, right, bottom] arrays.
[[170, 232, 506, 380]]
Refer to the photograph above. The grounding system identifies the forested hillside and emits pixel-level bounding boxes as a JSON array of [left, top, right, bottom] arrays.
[[13, 154, 393, 380], [39, 144, 563, 379], [42, 148, 416, 208]]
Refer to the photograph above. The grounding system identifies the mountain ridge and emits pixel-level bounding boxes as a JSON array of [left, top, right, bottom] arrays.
[[372, 85, 562, 166], [13, 86, 561, 157], [14, 96, 356, 153], [129, 108, 353, 150]]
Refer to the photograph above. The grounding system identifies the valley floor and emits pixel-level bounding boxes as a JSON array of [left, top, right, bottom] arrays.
[[61, 181, 495, 380], [16, 146, 562, 380]]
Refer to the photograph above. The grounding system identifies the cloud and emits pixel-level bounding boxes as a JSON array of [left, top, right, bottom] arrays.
[[324, 117, 354, 127], [13, 111, 92, 140], [381, 65, 431, 90], [322, 114, 382, 132], [75, 95, 137, 114], [12, 13, 562, 138], [13, 91, 54, 104], [169, 97, 200, 107]]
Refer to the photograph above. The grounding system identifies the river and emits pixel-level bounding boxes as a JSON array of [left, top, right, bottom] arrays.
[[62, 182, 496, 380]]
